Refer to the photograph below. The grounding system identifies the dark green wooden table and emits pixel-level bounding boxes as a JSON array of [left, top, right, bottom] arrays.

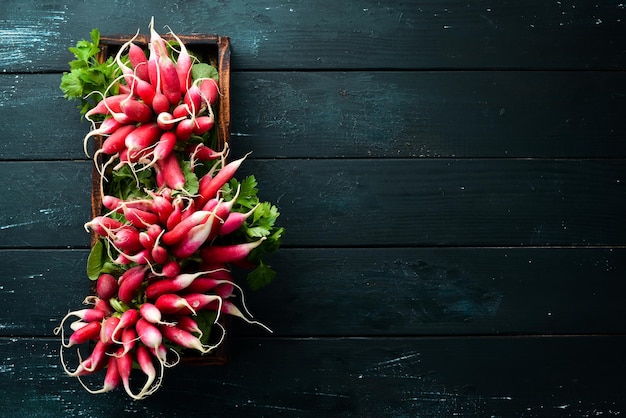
[[1, 1, 625, 416]]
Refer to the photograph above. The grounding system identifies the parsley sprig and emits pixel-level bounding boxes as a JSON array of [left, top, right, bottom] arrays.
[[59, 29, 120, 117], [222, 175, 284, 290]]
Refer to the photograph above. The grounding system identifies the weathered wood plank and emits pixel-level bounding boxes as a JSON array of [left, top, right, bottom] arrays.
[[3, 248, 625, 337], [1, 1, 625, 72], [230, 70, 626, 159], [4, 71, 626, 161], [1, 159, 625, 248], [1, 336, 623, 416], [236, 158, 626, 247], [0, 250, 89, 336], [238, 247, 626, 337], [0, 162, 92, 248]]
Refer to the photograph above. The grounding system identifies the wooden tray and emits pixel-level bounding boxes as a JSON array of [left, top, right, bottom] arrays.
[[90, 33, 231, 366]]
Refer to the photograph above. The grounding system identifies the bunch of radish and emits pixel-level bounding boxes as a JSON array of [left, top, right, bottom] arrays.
[[55, 19, 282, 399]]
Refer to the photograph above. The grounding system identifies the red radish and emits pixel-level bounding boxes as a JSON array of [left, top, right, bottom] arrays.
[[148, 191, 174, 224], [111, 226, 143, 253], [91, 297, 114, 315], [78, 356, 121, 394], [187, 143, 223, 162], [112, 31, 143, 88], [117, 82, 132, 95], [154, 293, 197, 315], [115, 347, 136, 399], [152, 91, 171, 114], [63, 338, 109, 377], [171, 210, 218, 258], [168, 29, 193, 93], [219, 204, 260, 236], [179, 199, 196, 221], [111, 308, 140, 343], [69, 320, 89, 331], [196, 153, 250, 207], [64, 320, 101, 348], [118, 327, 137, 357], [145, 223, 163, 241], [185, 278, 235, 299], [158, 54, 182, 105], [152, 131, 177, 162], [115, 248, 152, 265], [83, 339, 110, 373], [192, 115, 215, 135], [102, 196, 153, 214], [118, 265, 148, 304], [183, 85, 203, 115], [84, 216, 123, 237], [96, 274, 118, 300], [174, 117, 195, 141], [156, 112, 184, 131], [161, 260, 181, 278], [135, 318, 163, 351], [199, 78, 219, 105], [120, 98, 153, 123], [157, 151, 186, 190], [99, 124, 136, 156], [172, 103, 191, 118], [134, 77, 157, 106], [135, 344, 161, 398], [183, 293, 223, 313], [139, 231, 154, 249], [124, 122, 162, 156], [165, 198, 183, 230], [100, 315, 121, 345], [205, 189, 240, 241], [176, 316, 203, 335], [122, 206, 160, 229], [145, 271, 214, 300], [84, 93, 131, 121], [201, 197, 220, 212], [82, 117, 122, 157], [139, 302, 167, 325], [149, 17, 169, 60], [200, 237, 266, 264], [54, 307, 107, 348], [162, 210, 212, 245], [128, 43, 149, 81], [160, 323, 216, 354]]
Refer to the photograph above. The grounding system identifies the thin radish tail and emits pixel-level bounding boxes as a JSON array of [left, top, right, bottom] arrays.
[[59, 345, 87, 377], [96, 152, 119, 202], [76, 374, 116, 395], [136, 354, 164, 399]]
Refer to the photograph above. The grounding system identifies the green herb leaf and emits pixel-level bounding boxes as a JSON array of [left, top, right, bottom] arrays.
[[59, 29, 120, 116], [195, 310, 217, 345], [86, 239, 104, 280], [191, 63, 219, 81], [247, 260, 277, 291], [181, 159, 199, 195]]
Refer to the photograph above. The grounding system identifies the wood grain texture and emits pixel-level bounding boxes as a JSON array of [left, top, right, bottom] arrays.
[[1, 0, 625, 414], [3, 71, 625, 160], [0, 336, 623, 417], [1, 159, 625, 248], [1, 0, 625, 72], [3, 248, 625, 338], [0, 162, 92, 248]]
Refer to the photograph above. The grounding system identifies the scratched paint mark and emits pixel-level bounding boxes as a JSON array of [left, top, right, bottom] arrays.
[[376, 259, 503, 322], [0, 9, 66, 70], [0, 219, 44, 230], [360, 350, 423, 379]]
